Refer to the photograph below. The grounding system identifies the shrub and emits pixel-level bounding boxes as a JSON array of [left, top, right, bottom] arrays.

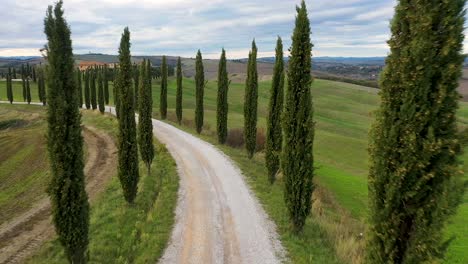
[[256, 128, 266, 152], [226, 128, 244, 148]]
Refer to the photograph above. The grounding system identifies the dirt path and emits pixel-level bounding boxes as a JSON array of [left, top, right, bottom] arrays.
[[0, 126, 117, 264], [108, 107, 285, 264]]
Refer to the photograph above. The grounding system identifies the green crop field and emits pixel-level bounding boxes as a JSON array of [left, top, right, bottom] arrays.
[[1, 76, 466, 263]]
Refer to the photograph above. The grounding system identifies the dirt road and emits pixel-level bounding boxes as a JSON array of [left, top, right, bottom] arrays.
[[0, 126, 117, 264], [108, 107, 285, 264]]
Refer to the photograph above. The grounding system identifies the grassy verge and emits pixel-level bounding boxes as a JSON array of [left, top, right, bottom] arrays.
[[0, 106, 180, 264]]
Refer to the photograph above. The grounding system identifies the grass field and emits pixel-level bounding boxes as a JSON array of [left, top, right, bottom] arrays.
[[0, 104, 179, 263], [0, 106, 48, 224], [151, 77, 467, 263], [1, 75, 466, 263]]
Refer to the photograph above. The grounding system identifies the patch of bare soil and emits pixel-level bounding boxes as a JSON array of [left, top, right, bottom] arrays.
[[0, 126, 117, 264]]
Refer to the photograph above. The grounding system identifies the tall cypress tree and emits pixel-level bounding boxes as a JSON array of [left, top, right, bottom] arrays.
[[195, 50, 205, 134], [21, 65, 26, 101], [104, 64, 109, 104], [116, 27, 139, 204], [244, 40, 258, 159], [84, 69, 90, 109], [26, 77, 31, 104], [38, 67, 46, 105], [7, 67, 13, 104], [217, 48, 229, 144], [266, 37, 285, 183], [282, 1, 314, 233], [367, 1, 466, 263], [90, 66, 97, 110], [98, 67, 105, 113], [138, 59, 154, 176], [114, 65, 121, 119], [176, 56, 183, 124], [44, 1, 89, 262], [133, 63, 139, 111], [32, 66, 37, 82], [160, 55, 168, 119], [77, 69, 82, 107]]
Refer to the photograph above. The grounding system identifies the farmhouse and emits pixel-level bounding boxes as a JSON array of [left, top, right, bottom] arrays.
[[78, 60, 117, 70]]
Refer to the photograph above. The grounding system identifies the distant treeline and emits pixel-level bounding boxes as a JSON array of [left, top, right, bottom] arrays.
[[316, 75, 379, 88]]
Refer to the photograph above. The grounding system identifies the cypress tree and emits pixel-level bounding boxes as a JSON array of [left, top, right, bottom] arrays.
[[98, 68, 105, 113], [217, 48, 229, 144], [176, 56, 183, 124], [32, 66, 37, 82], [367, 0, 466, 262], [26, 63, 31, 78], [114, 65, 121, 119], [104, 64, 109, 104], [13, 68, 16, 79], [38, 67, 46, 105], [90, 67, 97, 110], [77, 69, 82, 107], [22, 65, 26, 101], [116, 27, 139, 204], [26, 77, 31, 104], [195, 50, 205, 134], [160, 55, 168, 119], [244, 40, 258, 159], [133, 63, 139, 111], [266, 37, 285, 183], [282, 1, 314, 233], [44, 1, 89, 262], [138, 59, 154, 176], [84, 69, 90, 109], [7, 67, 13, 104]]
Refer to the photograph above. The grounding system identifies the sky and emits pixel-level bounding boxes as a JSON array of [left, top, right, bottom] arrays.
[[0, 0, 466, 59]]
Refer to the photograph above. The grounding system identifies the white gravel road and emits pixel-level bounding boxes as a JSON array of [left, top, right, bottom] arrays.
[[106, 107, 285, 264]]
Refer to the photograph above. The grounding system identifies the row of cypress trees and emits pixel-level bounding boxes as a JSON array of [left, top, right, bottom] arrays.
[[35, 0, 467, 262], [3, 65, 47, 105], [81, 65, 109, 112]]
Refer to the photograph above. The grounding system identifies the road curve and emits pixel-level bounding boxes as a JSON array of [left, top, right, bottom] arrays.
[[106, 107, 285, 264]]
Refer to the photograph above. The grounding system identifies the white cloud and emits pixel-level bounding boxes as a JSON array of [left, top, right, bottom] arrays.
[[1, 0, 467, 58]]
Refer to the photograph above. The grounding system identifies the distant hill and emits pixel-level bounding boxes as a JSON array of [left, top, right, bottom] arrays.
[[2, 54, 467, 87]]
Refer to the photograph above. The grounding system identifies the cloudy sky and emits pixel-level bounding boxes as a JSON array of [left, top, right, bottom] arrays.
[[0, 0, 466, 59]]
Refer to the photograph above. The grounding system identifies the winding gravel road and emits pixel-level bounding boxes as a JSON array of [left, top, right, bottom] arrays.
[[106, 107, 285, 264]]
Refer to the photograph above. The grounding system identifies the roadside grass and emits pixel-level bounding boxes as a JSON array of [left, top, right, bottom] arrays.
[[29, 109, 179, 264], [0, 104, 178, 264], [0, 105, 48, 224], [31, 137, 178, 264]]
